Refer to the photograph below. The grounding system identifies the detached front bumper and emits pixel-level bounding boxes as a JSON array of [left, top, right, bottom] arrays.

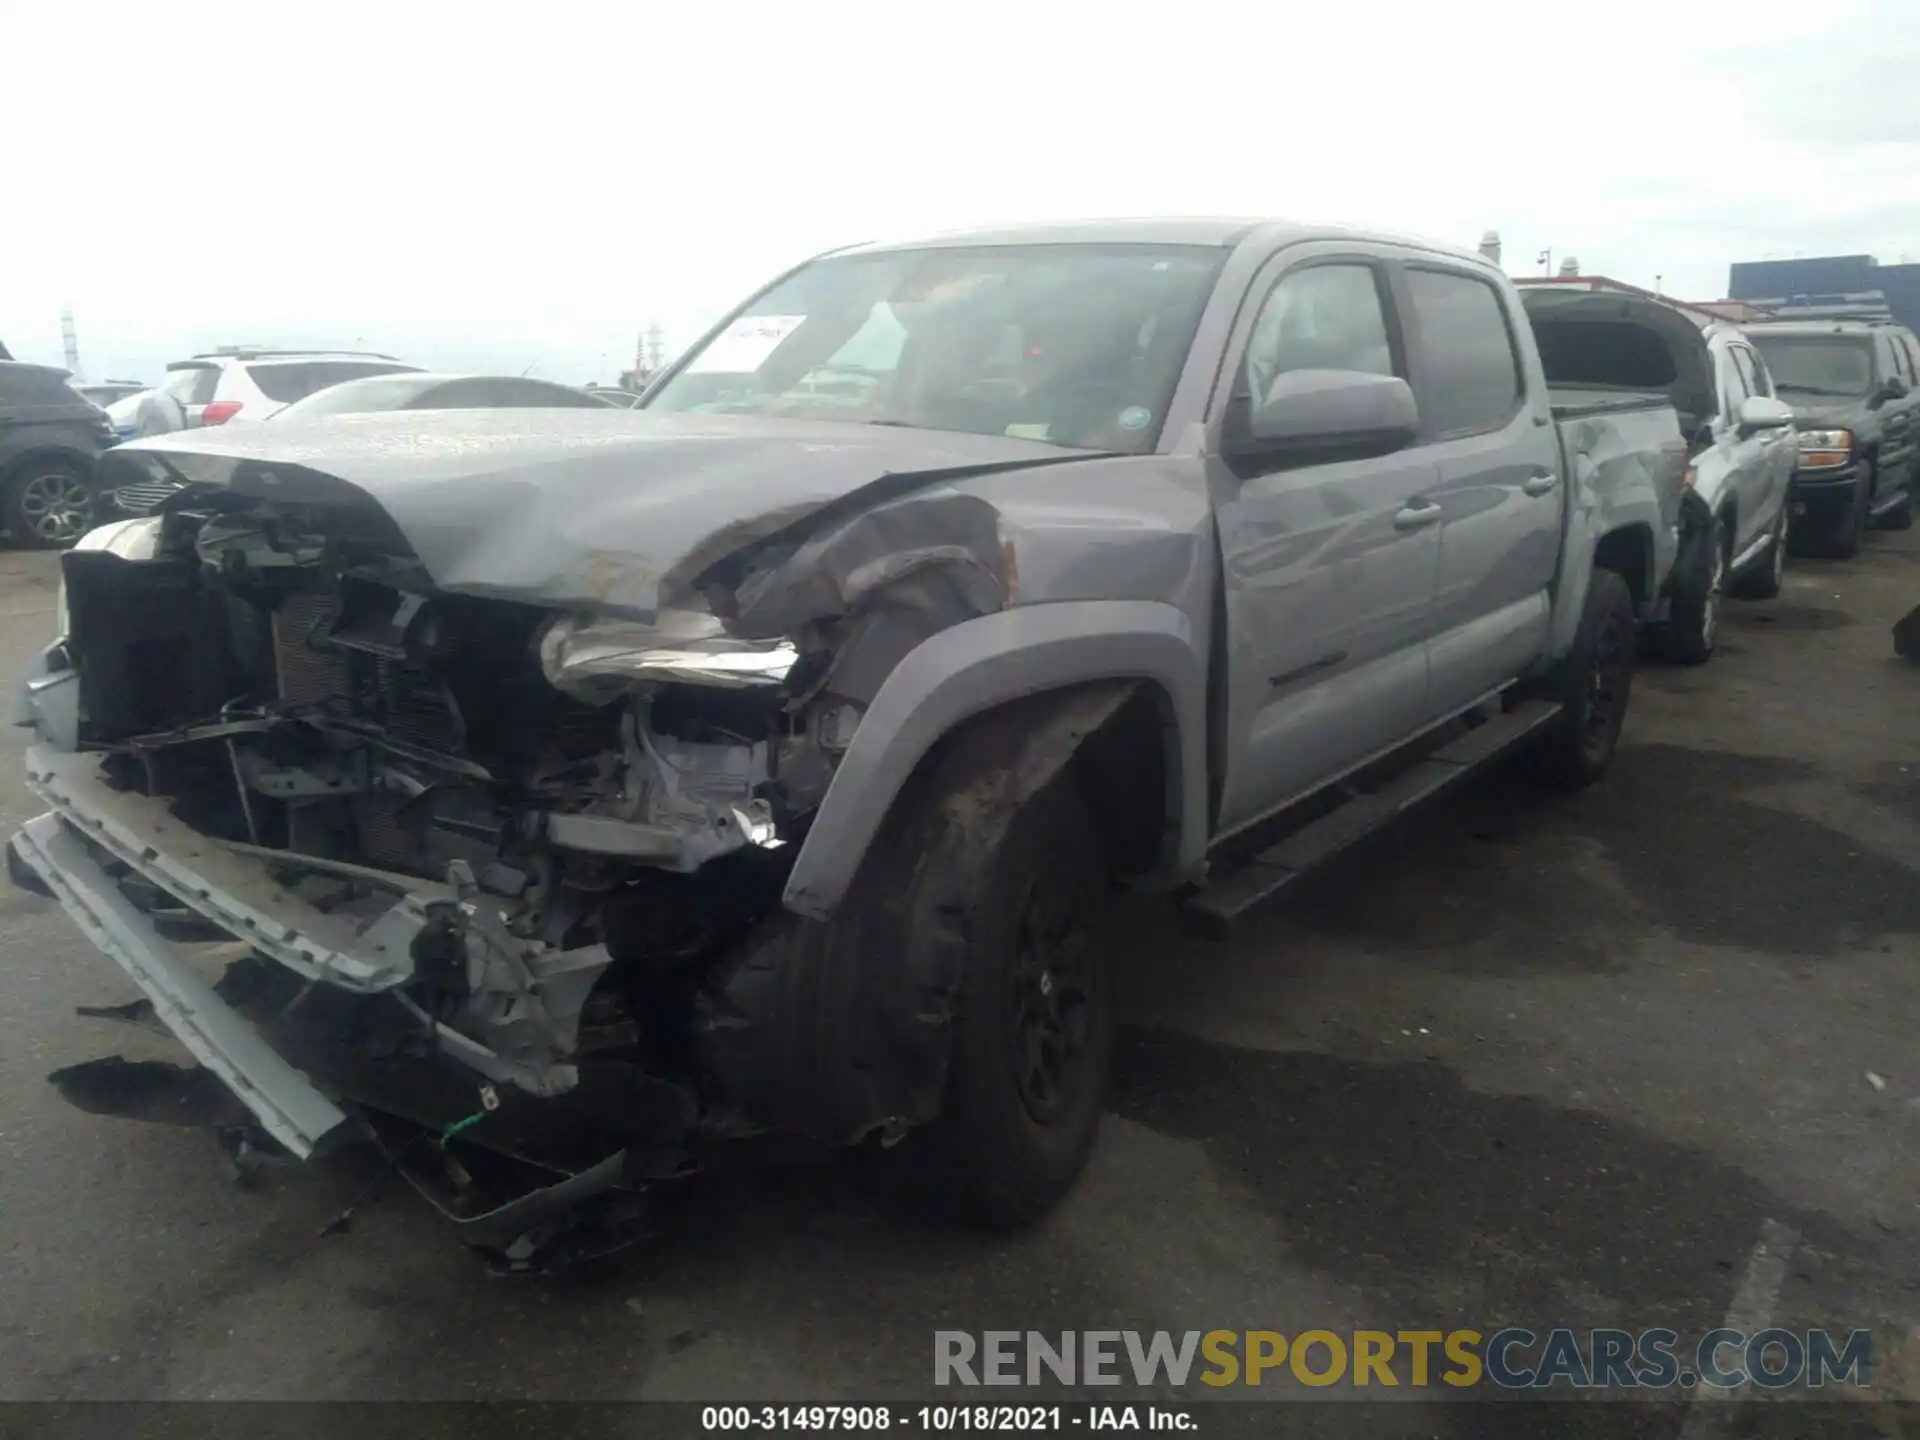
[[10, 810, 351, 1157], [10, 744, 670, 1267], [7, 743, 579, 1152]]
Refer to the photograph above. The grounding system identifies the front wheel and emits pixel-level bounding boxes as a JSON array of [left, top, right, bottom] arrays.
[[1661, 518, 1726, 665], [4, 458, 97, 549], [1730, 511, 1787, 600], [907, 778, 1112, 1228], [1527, 567, 1637, 791]]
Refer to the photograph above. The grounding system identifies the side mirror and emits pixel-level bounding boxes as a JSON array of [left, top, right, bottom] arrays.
[[1737, 395, 1794, 432], [1876, 375, 1911, 405], [1231, 369, 1419, 462]]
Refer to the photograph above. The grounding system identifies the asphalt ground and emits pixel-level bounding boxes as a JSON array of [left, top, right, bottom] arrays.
[[0, 529, 1916, 1436]]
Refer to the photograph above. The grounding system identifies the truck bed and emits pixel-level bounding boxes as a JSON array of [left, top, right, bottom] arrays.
[[1547, 386, 1676, 420]]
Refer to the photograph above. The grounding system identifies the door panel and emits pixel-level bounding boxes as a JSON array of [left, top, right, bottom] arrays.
[[1716, 342, 1766, 552], [1727, 342, 1791, 549], [1876, 336, 1916, 481], [1397, 266, 1561, 719], [1212, 251, 1440, 835], [1215, 449, 1441, 833], [1735, 343, 1795, 541], [1427, 593, 1549, 702]]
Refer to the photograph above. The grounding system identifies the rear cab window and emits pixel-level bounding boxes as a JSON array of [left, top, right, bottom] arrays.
[[1401, 267, 1524, 437], [243, 360, 420, 403]]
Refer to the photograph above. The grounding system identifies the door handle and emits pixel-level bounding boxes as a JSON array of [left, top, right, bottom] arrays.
[[1392, 499, 1442, 530], [1522, 470, 1559, 497]]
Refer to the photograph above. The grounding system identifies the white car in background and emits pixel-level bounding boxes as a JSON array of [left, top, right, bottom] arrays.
[[71, 380, 149, 411], [128, 348, 423, 436]]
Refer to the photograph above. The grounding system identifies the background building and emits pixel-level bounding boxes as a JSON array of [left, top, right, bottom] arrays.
[[1727, 255, 1920, 329]]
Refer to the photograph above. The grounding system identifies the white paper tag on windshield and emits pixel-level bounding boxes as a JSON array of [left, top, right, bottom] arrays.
[[686, 314, 807, 374]]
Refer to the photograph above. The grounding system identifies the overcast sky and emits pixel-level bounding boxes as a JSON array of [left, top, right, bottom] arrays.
[[5, 0, 1916, 385]]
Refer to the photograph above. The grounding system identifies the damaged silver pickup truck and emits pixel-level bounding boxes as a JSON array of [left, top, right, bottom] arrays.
[[11, 219, 1688, 1269]]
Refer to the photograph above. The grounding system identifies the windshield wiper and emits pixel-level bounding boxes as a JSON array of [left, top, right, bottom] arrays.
[[1775, 384, 1860, 398]]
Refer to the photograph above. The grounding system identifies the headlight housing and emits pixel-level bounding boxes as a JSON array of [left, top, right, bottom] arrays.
[[1797, 429, 1852, 469], [538, 610, 797, 702]]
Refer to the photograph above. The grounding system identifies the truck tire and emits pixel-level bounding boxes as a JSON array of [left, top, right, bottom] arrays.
[[1527, 567, 1636, 791], [1820, 465, 1872, 560], [906, 774, 1112, 1228], [1660, 517, 1726, 665], [1875, 474, 1914, 531], [1730, 511, 1787, 601]]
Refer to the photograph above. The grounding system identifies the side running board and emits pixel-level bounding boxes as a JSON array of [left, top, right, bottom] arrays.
[[1181, 699, 1564, 939]]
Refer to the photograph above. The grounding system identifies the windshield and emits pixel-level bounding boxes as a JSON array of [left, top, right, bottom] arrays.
[[1747, 337, 1875, 398], [645, 243, 1227, 453]]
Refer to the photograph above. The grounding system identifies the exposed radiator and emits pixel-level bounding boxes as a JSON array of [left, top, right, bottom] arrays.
[[270, 590, 462, 751], [271, 591, 352, 708]]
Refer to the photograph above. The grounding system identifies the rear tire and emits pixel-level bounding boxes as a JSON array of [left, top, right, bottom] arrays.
[[4, 458, 97, 549], [1730, 511, 1787, 600], [1527, 567, 1637, 791], [906, 777, 1112, 1228], [1661, 518, 1726, 665]]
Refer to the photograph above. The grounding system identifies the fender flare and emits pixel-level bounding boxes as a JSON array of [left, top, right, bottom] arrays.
[[781, 600, 1210, 920]]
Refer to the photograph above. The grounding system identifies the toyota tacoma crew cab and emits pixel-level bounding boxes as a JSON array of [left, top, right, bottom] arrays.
[[12, 219, 1691, 1269]]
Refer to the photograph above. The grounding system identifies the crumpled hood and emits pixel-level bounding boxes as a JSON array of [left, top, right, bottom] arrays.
[[98, 410, 1087, 618]]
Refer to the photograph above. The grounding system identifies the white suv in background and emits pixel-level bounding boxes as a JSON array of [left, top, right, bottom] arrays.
[[131, 348, 423, 435]]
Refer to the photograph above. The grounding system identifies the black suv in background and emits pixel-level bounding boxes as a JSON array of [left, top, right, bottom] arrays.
[[0, 360, 116, 548], [1744, 319, 1920, 558]]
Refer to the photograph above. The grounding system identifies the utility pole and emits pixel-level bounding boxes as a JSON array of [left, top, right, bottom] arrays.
[[1536, 248, 1552, 277], [644, 320, 665, 375], [60, 308, 82, 380]]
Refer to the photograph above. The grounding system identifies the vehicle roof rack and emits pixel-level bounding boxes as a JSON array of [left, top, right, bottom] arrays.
[[1741, 315, 1885, 329], [191, 346, 403, 362]]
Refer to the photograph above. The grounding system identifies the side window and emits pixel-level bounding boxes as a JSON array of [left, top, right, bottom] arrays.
[[1724, 346, 1755, 418], [1893, 334, 1920, 382], [1403, 268, 1523, 437], [163, 366, 219, 405], [1739, 346, 1775, 399], [1874, 335, 1902, 385], [1240, 263, 1395, 410]]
